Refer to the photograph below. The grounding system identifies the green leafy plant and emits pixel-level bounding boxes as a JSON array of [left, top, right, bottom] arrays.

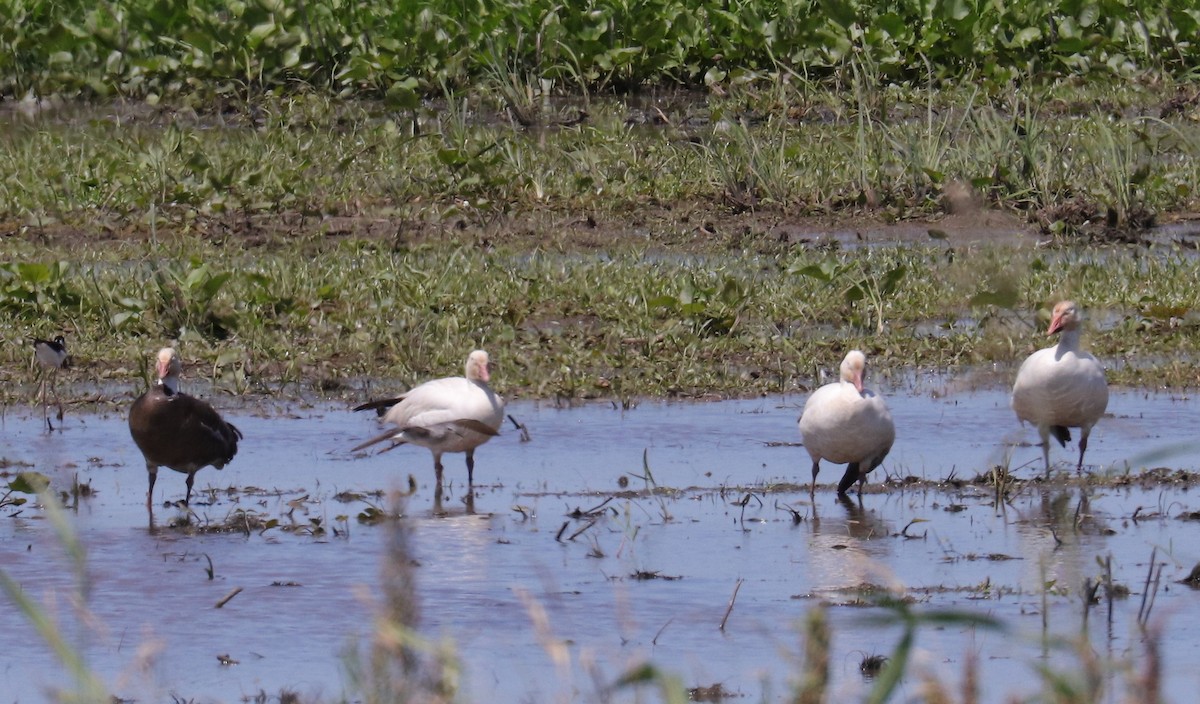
[[792, 259, 907, 334], [0, 261, 81, 319], [647, 274, 747, 337], [151, 258, 236, 340]]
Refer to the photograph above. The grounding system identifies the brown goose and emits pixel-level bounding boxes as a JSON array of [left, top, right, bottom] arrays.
[[33, 335, 70, 431], [128, 347, 243, 508], [353, 350, 505, 487]]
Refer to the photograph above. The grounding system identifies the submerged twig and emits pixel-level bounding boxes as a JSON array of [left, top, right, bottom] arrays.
[[736, 493, 762, 528], [506, 414, 531, 442], [1140, 558, 1166, 629], [900, 518, 928, 539], [1137, 547, 1157, 626], [215, 587, 243, 609], [568, 517, 600, 541], [568, 497, 613, 519], [775, 501, 805, 524], [719, 579, 744, 631], [652, 617, 673, 645], [1081, 577, 1099, 627], [1102, 554, 1114, 629]]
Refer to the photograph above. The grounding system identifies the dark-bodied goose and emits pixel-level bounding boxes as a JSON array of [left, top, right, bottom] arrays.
[[1012, 301, 1108, 475], [129, 347, 243, 507], [353, 350, 505, 487], [33, 335, 69, 431], [797, 350, 895, 496]]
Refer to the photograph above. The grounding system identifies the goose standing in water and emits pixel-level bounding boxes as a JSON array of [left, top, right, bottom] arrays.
[[1011, 301, 1108, 475], [353, 350, 505, 488], [34, 335, 70, 430], [798, 350, 895, 496], [129, 347, 243, 508]]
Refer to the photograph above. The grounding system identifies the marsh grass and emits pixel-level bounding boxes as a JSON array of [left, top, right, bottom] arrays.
[[2, 80, 1200, 406], [4, 83, 1199, 237], [7, 234, 1200, 404]]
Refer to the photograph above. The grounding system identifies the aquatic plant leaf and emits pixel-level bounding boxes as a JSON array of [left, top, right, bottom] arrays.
[[791, 263, 833, 282], [969, 281, 1019, 308], [819, 0, 857, 28], [385, 78, 420, 110], [880, 266, 906, 295], [9, 472, 51, 494], [612, 662, 659, 686], [202, 272, 232, 299], [16, 263, 53, 284]]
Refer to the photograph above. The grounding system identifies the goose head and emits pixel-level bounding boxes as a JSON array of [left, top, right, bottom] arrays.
[[840, 350, 867, 393], [156, 347, 183, 393], [1047, 301, 1081, 336], [466, 350, 491, 383]]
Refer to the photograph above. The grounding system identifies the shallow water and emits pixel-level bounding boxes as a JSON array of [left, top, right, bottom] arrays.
[[3, 387, 1200, 703]]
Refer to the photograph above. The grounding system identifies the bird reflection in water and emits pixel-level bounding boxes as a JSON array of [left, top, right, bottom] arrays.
[[806, 493, 895, 594]]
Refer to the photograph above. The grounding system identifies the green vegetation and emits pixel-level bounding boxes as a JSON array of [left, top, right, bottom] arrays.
[[3, 84, 1199, 236], [3, 0, 1199, 101], [2, 235, 1200, 404], [1, 2, 1199, 401]]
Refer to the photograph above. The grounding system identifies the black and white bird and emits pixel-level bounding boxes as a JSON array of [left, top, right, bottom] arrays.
[[353, 350, 505, 488], [128, 347, 243, 509], [33, 335, 70, 431]]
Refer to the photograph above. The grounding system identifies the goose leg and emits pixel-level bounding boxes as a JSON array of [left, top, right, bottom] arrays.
[[185, 472, 196, 505], [837, 463, 861, 496], [809, 460, 821, 497], [1077, 430, 1091, 474], [466, 449, 475, 485], [1037, 425, 1052, 477], [432, 453, 445, 486], [146, 465, 158, 508], [433, 482, 445, 515]]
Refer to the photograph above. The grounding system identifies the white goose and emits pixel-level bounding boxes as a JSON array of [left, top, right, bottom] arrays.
[[1011, 300, 1108, 475], [353, 350, 505, 487], [798, 350, 895, 496]]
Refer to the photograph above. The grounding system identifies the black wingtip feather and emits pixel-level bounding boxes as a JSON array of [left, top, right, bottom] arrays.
[[353, 398, 402, 416]]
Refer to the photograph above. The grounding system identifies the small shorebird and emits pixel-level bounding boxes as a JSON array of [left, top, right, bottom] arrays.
[[33, 335, 69, 431], [798, 350, 895, 496], [129, 347, 243, 509], [353, 350, 505, 488], [1012, 300, 1108, 475]]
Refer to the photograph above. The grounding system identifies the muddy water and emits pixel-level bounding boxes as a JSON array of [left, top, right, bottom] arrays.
[[3, 387, 1200, 703]]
